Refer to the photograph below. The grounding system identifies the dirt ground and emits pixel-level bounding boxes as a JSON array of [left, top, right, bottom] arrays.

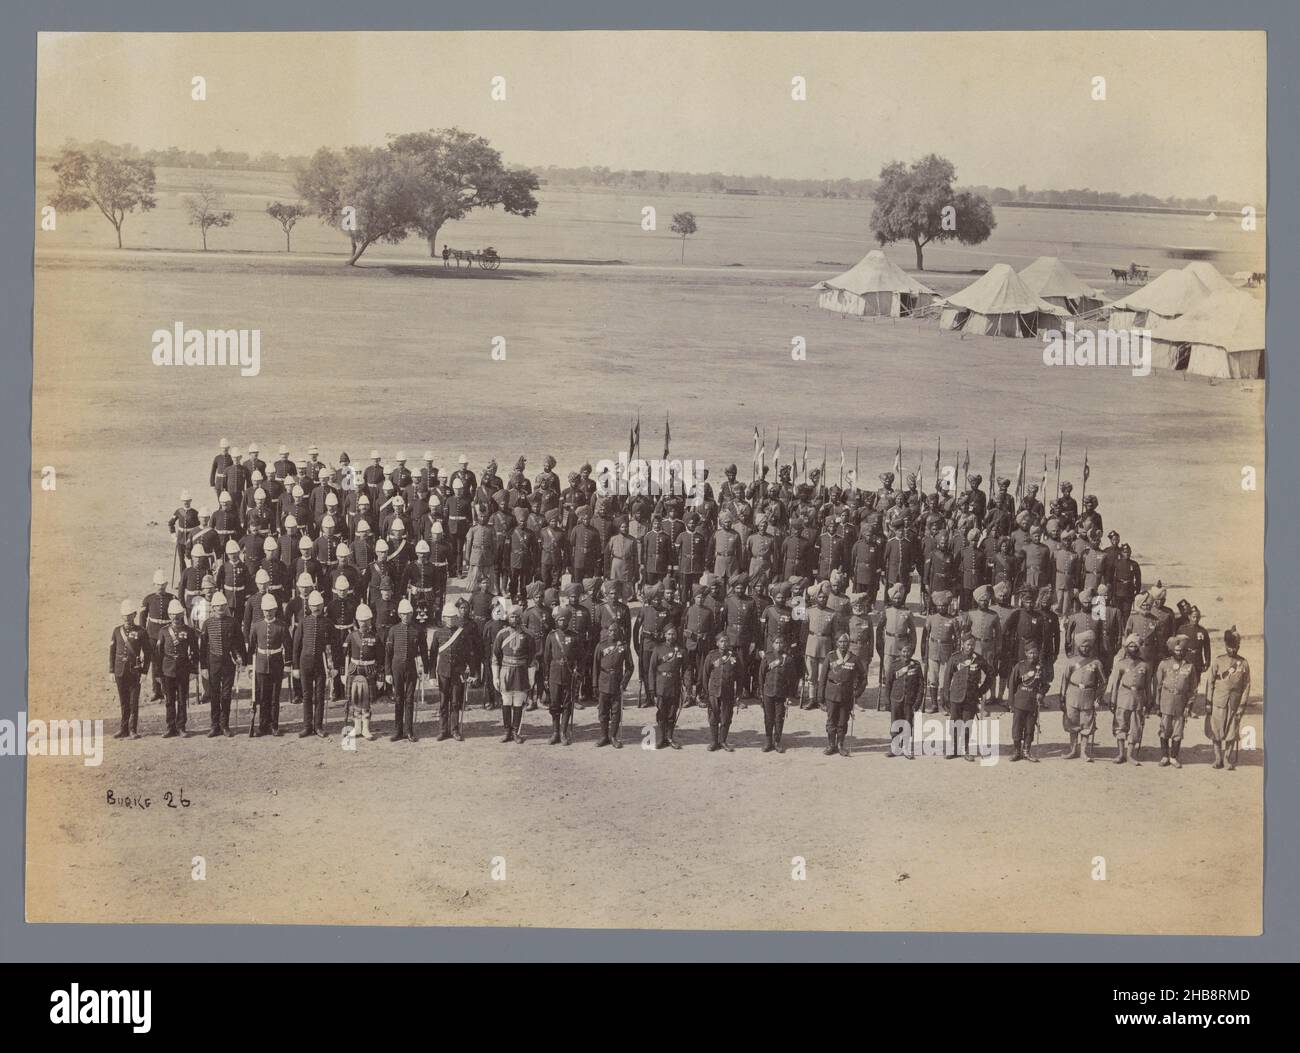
[[26, 246, 1264, 934]]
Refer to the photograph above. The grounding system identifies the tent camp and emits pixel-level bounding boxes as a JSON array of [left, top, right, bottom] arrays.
[[813, 250, 938, 317], [1182, 260, 1237, 295], [936, 263, 1067, 337], [1150, 289, 1265, 379], [1107, 267, 1214, 329], [1017, 256, 1106, 314]]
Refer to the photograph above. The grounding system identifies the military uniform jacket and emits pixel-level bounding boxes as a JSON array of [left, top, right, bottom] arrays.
[[250, 619, 288, 675], [960, 608, 1001, 665], [429, 622, 474, 678], [607, 534, 639, 580], [328, 594, 359, 639], [1208, 653, 1250, 708], [676, 529, 708, 574], [1020, 542, 1052, 589], [943, 653, 992, 708], [539, 525, 568, 568], [883, 536, 912, 582], [1008, 658, 1046, 710], [592, 638, 634, 695], [596, 601, 631, 643], [1060, 655, 1106, 709], [492, 627, 534, 690], [782, 533, 812, 578], [202, 613, 245, 668], [710, 528, 741, 576], [684, 604, 716, 654], [1153, 657, 1197, 716], [824, 650, 867, 704], [569, 524, 603, 574], [1123, 612, 1161, 667], [889, 658, 925, 709], [850, 537, 881, 585], [649, 644, 689, 698], [544, 629, 581, 690], [345, 627, 385, 677], [292, 613, 332, 672], [643, 529, 672, 575], [506, 527, 535, 572], [522, 606, 551, 655], [1081, 548, 1107, 592], [155, 622, 197, 677], [759, 652, 799, 699], [140, 590, 177, 639], [1108, 558, 1142, 602], [815, 532, 843, 578], [876, 605, 916, 658], [922, 612, 961, 665], [1106, 656, 1150, 713], [959, 544, 989, 590], [723, 594, 758, 647], [110, 623, 151, 676], [1008, 608, 1047, 660], [924, 544, 956, 592], [764, 604, 796, 653], [701, 648, 739, 700], [1064, 611, 1098, 656], [388, 622, 429, 677]]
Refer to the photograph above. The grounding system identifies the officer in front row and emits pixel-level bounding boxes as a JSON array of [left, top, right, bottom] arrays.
[[201, 591, 245, 737], [592, 623, 634, 748], [109, 600, 150, 739], [430, 597, 477, 742], [823, 633, 867, 756], [158, 599, 199, 738]]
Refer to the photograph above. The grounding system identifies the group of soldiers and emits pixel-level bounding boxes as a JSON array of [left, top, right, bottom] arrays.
[[107, 440, 1253, 767]]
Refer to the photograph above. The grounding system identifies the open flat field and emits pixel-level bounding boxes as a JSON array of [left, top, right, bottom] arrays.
[[26, 202, 1265, 931]]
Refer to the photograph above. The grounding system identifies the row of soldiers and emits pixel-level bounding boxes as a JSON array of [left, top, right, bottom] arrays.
[[111, 443, 1251, 762]]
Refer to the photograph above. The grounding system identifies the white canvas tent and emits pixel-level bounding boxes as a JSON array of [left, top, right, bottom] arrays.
[[936, 263, 1067, 337], [1150, 289, 1265, 379], [813, 250, 938, 317], [1017, 256, 1106, 314], [1182, 260, 1237, 295], [1108, 267, 1214, 329]]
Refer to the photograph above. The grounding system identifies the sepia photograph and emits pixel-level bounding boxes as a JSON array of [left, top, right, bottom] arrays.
[[25, 28, 1266, 935]]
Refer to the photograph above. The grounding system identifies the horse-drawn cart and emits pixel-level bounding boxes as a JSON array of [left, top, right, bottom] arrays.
[[442, 245, 501, 270], [1110, 262, 1150, 284]]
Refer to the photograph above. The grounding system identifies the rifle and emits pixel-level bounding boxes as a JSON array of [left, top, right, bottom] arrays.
[[248, 666, 259, 737]]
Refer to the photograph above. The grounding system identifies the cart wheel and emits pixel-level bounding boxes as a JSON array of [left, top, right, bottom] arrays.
[[482, 256, 500, 270]]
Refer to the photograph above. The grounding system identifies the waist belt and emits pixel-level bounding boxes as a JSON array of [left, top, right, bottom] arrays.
[[501, 657, 527, 668], [257, 647, 281, 655], [410, 586, 432, 593], [334, 623, 354, 630], [432, 561, 449, 568], [885, 630, 907, 638], [352, 659, 376, 667], [148, 616, 167, 624]]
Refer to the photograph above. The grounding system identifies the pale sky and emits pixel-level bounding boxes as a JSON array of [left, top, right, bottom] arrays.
[[36, 31, 1267, 201]]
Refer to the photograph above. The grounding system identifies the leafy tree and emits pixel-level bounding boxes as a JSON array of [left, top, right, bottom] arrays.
[[265, 201, 307, 252], [296, 146, 424, 265], [388, 129, 539, 257], [48, 148, 156, 248], [671, 211, 698, 261], [869, 154, 996, 270], [184, 183, 235, 250]]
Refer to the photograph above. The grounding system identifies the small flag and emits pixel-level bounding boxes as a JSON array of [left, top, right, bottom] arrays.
[[894, 438, 903, 484], [1014, 440, 1027, 504], [990, 439, 997, 491], [1082, 448, 1091, 496], [663, 414, 670, 460], [802, 431, 808, 483], [774, 427, 781, 480], [962, 445, 970, 488]]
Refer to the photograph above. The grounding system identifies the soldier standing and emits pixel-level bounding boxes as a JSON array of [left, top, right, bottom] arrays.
[[387, 598, 428, 742], [158, 599, 199, 737], [1058, 630, 1106, 760], [757, 636, 798, 753], [960, 585, 1003, 706], [201, 591, 244, 737], [109, 600, 150, 739], [823, 633, 867, 756], [1153, 635, 1197, 768], [1206, 626, 1250, 771], [168, 489, 200, 573], [250, 593, 288, 736], [875, 583, 916, 713], [592, 622, 634, 747], [701, 632, 739, 752], [648, 625, 689, 749], [921, 590, 961, 715], [1008, 639, 1047, 762], [292, 591, 332, 738], [139, 569, 175, 702], [210, 438, 234, 500], [492, 606, 535, 743], [884, 637, 924, 758], [429, 597, 477, 742], [941, 635, 992, 760], [344, 603, 384, 741], [1106, 634, 1151, 765], [543, 607, 582, 744]]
